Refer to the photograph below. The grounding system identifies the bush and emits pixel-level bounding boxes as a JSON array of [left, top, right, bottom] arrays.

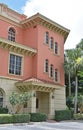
[[12, 114, 30, 123], [30, 113, 47, 122], [0, 114, 30, 124], [74, 113, 83, 120], [0, 114, 12, 124], [0, 107, 8, 114], [55, 110, 72, 121]]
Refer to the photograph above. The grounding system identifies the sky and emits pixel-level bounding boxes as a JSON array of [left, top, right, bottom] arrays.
[[0, 0, 83, 49]]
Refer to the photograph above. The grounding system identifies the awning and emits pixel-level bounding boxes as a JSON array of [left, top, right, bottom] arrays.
[[15, 78, 61, 92]]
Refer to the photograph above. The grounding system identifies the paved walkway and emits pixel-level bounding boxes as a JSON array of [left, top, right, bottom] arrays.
[[0, 121, 83, 130]]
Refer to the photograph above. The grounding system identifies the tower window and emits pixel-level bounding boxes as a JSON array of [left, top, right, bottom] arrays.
[[50, 64, 53, 77], [45, 32, 49, 44], [8, 27, 15, 42], [44, 59, 49, 73]]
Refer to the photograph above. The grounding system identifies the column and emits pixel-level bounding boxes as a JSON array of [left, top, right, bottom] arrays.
[[30, 90, 36, 113], [48, 92, 55, 119]]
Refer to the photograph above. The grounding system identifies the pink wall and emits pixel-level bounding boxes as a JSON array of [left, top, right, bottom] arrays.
[[37, 25, 65, 85], [0, 48, 33, 79], [0, 18, 65, 85], [23, 26, 38, 49], [0, 19, 23, 43]]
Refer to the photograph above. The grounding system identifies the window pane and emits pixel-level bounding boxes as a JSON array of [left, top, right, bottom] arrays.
[[45, 32, 49, 44], [9, 54, 22, 75], [54, 42, 58, 54], [8, 28, 15, 42], [50, 37, 53, 49], [45, 59, 48, 72], [50, 64, 53, 77]]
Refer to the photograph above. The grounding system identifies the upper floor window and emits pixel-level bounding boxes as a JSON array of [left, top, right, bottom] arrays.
[[50, 37, 53, 49], [54, 42, 58, 54], [0, 90, 3, 107], [50, 64, 53, 77], [44, 59, 49, 73], [54, 69, 58, 82], [8, 27, 15, 42], [45, 32, 49, 44], [9, 54, 22, 75]]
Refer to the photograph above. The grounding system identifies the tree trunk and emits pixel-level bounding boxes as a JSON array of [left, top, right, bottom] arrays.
[[68, 72, 71, 96], [74, 75, 78, 114]]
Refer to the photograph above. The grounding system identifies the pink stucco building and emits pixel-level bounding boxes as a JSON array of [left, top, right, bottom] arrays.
[[0, 3, 69, 119]]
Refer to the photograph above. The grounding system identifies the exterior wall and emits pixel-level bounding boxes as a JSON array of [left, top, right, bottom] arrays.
[[0, 47, 33, 80], [0, 4, 68, 119], [37, 25, 65, 85], [54, 87, 66, 110], [0, 78, 19, 112], [0, 19, 23, 43]]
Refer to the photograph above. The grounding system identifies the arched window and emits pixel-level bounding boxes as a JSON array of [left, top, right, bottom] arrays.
[[0, 90, 3, 107], [8, 27, 15, 42]]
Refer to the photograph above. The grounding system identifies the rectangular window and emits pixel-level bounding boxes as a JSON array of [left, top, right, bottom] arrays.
[[54, 69, 58, 82], [54, 42, 58, 54], [44, 59, 48, 73], [50, 37, 53, 49], [45, 32, 49, 44], [9, 54, 22, 75], [50, 64, 53, 77]]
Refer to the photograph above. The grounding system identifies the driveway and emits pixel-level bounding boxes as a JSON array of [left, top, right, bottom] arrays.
[[0, 121, 83, 130]]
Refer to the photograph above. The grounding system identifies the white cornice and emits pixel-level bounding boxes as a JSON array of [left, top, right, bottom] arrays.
[[0, 37, 37, 56]]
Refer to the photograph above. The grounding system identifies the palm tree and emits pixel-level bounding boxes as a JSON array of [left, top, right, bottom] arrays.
[[72, 48, 82, 113], [64, 49, 74, 96], [65, 47, 83, 113]]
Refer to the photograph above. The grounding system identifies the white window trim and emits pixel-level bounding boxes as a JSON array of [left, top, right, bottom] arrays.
[[49, 64, 54, 78], [44, 59, 49, 73], [8, 52, 24, 76], [49, 37, 53, 50]]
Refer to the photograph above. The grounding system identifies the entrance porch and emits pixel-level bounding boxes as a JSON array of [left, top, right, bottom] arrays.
[[15, 78, 61, 119]]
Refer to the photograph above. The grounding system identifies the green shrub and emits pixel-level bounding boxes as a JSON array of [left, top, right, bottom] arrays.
[[0, 114, 30, 124], [74, 113, 83, 120], [55, 110, 72, 121], [30, 113, 47, 122], [0, 114, 12, 124], [12, 114, 30, 123], [0, 107, 8, 114]]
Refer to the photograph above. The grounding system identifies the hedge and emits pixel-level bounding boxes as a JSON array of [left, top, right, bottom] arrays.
[[0, 114, 30, 124], [0, 107, 8, 114], [55, 110, 73, 121], [30, 112, 47, 122], [74, 113, 83, 120]]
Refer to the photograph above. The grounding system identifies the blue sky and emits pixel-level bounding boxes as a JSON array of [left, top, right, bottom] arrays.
[[0, 0, 83, 49], [0, 0, 26, 13]]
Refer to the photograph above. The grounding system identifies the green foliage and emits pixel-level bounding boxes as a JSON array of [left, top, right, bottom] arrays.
[[74, 113, 83, 120], [55, 110, 73, 121], [9, 92, 31, 113], [0, 114, 13, 124], [9, 92, 19, 106], [0, 114, 30, 124], [12, 114, 30, 123], [18, 92, 31, 104], [30, 113, 47, 122], [0, 107, 8, 114], [66, 96, 74, 109]]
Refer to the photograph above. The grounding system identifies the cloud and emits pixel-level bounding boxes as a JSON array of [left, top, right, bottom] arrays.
[[22, 0, 83, 49]]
